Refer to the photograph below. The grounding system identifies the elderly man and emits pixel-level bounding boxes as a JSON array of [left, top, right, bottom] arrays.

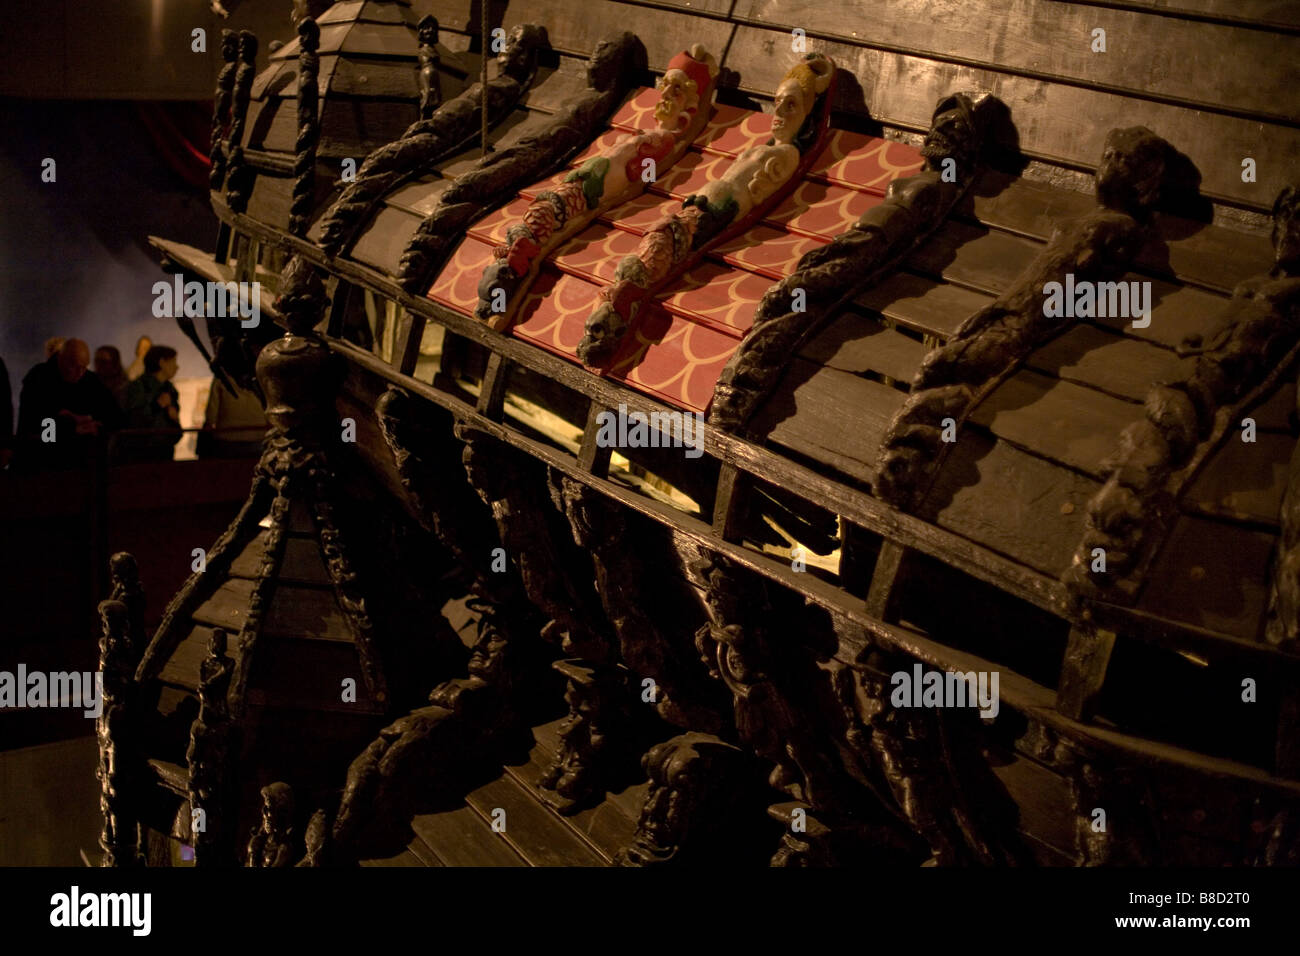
[[15, 338, 123, 471]]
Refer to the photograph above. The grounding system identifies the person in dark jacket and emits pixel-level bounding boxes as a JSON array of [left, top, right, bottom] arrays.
[[120, 345, 182, 464], [15, 338, 123, 471]]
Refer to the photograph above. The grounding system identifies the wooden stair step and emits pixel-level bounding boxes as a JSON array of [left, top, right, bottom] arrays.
[[462, 773, 608, 867], [409, 803, 528, 867]]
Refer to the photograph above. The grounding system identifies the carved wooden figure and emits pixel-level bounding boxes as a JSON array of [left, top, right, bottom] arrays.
[[578, 53, 837, 366], [710, 92, 995, 433], [477, 46, 719, 330], [398, 32, 645, 294]]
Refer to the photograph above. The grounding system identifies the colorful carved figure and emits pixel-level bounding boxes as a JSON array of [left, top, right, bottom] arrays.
[[476, 45, 719, 328], [578, 53, 836, 366]]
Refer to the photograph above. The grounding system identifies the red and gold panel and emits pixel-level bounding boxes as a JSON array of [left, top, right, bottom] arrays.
[[765, 180, 884, 240], [605, 310, 741, 412], [550, 226, 643, 285], [661, 261, 768, 336], [697, 103, 772, 158], [810, 131, 924, 194], [650, 149, 733, 199], [518, 169, 574, 202], [511, 268, 602, 358], [712, 225, 826, 280], [428, 236, 496, 314], [601, 191, 681, 237], [570, 127, 629, 167], [466, 196, 532, 246], [608, 86, 661, 133]]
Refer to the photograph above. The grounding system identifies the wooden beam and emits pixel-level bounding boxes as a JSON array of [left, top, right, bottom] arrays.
[[475, 350, 510, 420], [1056, 625, 1118, 721], [577, 401, 612, 477]]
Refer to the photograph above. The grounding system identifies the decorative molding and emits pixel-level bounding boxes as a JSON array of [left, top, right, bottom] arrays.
[[223, 31, 260, 214]]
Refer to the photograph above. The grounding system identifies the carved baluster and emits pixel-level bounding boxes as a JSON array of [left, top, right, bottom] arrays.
[[209, 30, 239, 190], [223, 30, 259, 213], [288, 18, 320, 238], [96, 599, 138, 867]]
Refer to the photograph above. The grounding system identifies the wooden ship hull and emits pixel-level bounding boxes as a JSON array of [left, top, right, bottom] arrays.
[[95, 0, 1300, 866]]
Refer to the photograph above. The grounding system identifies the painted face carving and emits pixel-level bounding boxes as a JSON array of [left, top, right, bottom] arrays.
[[770, 79, 809, 143], [654, 69, 697, 129]]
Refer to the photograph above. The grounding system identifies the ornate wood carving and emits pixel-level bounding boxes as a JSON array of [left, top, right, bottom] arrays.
[[578, 53, 837, 366], [538, 659, 630, 813], [551, 472, 728, 732], [96, 598, 140, 867], [209, 30, 239, 191], [223, 31, 260, 214], [186, 627, 236, 866], [709, 92, 996, 433], [876, 127, 1177, 513], [842, 654, 1026, 865], [416, 15, 442, 120], [1067, 185, 1300, 609], [288, 17, 320, 238], [245, 782, 297, 866], [397, 32, 646, 294], [478, 46, 719, 329], [691, 551, 857, 814], [616, 732, 746, 865], [315, 24, 549, 257]]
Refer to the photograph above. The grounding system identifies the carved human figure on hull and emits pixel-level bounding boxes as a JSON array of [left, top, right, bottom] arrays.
[[475, 45, 719, 328], [710, 91, 994, 432], [577, 53, 836, 366]]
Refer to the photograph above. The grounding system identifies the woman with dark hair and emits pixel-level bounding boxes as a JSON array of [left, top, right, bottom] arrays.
[[120, 344, 182, 463], [94, 345, 129, 409]]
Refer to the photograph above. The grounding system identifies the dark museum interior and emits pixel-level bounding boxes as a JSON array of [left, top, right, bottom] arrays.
[[1, 0, 1298, 914]]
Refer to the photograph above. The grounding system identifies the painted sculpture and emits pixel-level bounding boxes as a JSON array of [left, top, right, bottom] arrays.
[[576, 52, 837, 366], [475, 45, 719, 329], [709, 92, 994, 433]]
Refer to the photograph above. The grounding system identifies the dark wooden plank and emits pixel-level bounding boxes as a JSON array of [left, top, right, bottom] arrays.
[[928, 431, 1099, 577], [409, 804, 528, 866], [192, 577, 255, 631], [1182, 431, 1291, 526], [1023, 324, 1195, 402], [722, 24, 1300, 211], [970, 369, 1146, 479], [503, 718, 641, 862], [337, 21, 422, 57], [402, 837, 443, 866], [732, 0, 1300, 122], [463, 774, 607, 866], [963, 170, 1273, 294], [501, 0, 735, 70], [751, 359, 908, 484], [1249, 380, 1298, 434], [229, 532, 333, 586], [262, 583, 353, 642], [798, 312, 929, 382], [518, 54, 595, 114], [349, 205, 425, 274], [854, 271, 994, 341], [905, 222, 1042, 296], [1139, 514, 1275, 641], [320, 99, 420, 157], [989, 751, 1077, 858], [1047, 0, 1300, 31], [1092, 277, 1233, 350], [384, 175, 452, 216], [360, 847, 428, 866], [329, 56, 423, 99]]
